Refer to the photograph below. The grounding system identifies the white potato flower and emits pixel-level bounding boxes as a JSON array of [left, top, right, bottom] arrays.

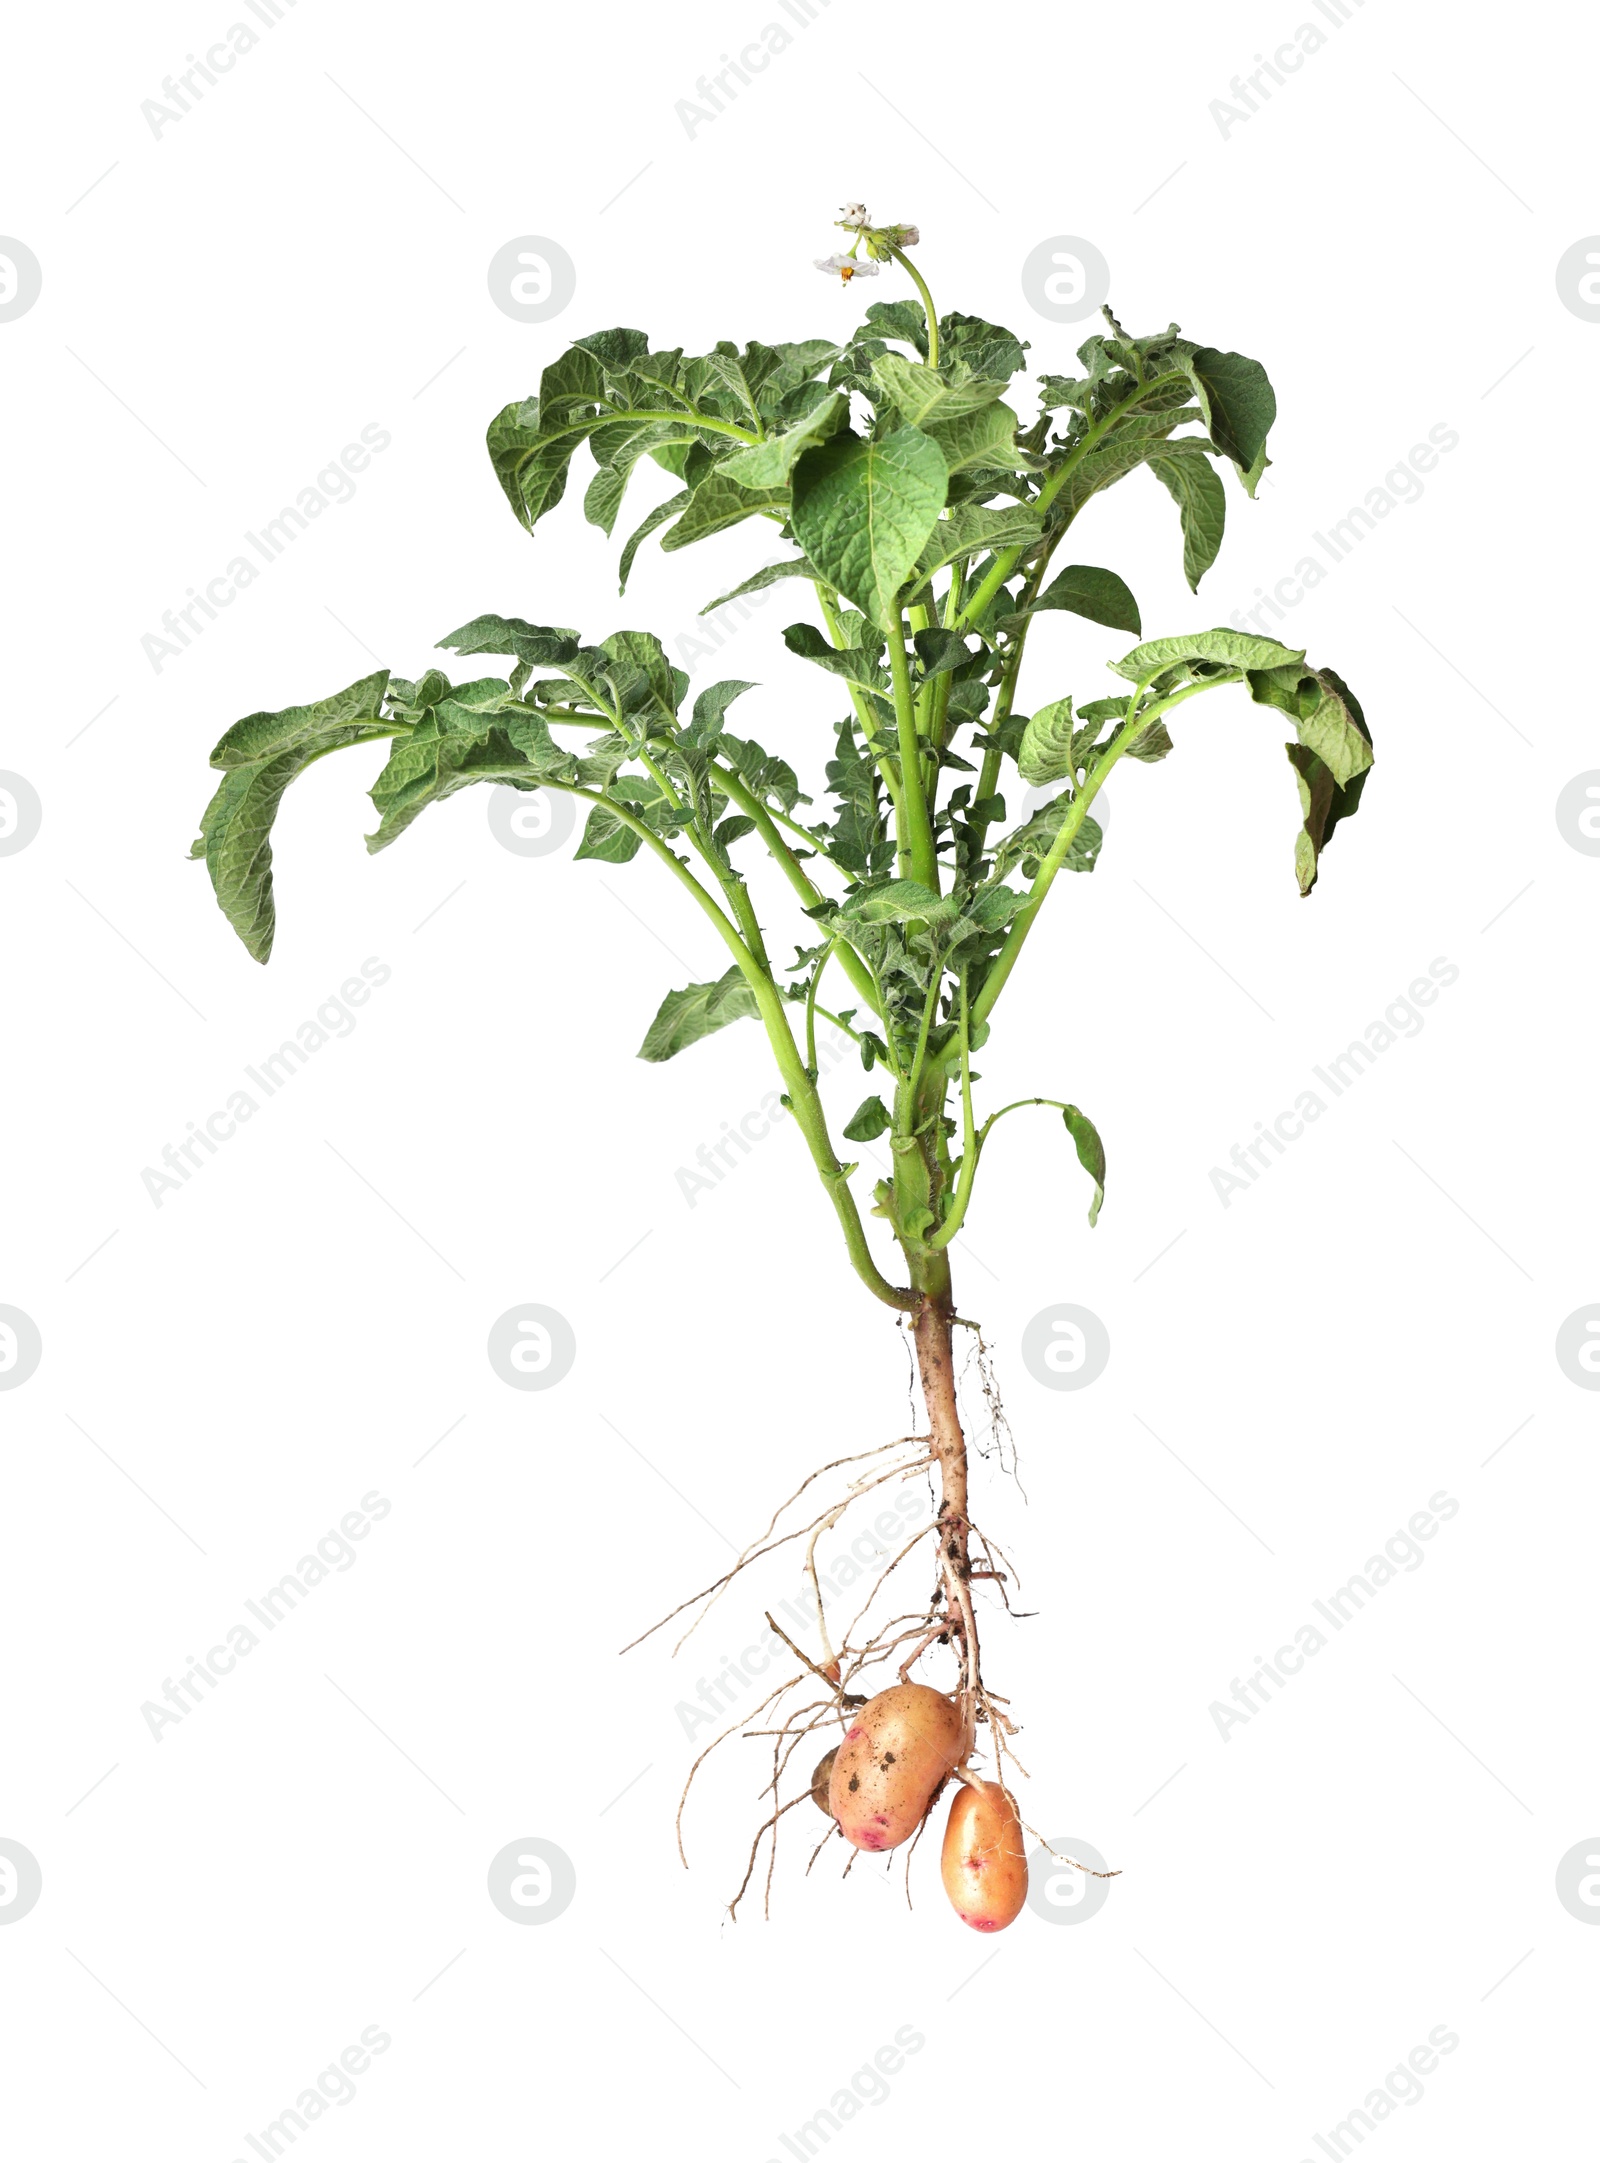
[[814, 253, 880, 283]]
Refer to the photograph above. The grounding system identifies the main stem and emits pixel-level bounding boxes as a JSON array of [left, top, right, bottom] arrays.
[[909, 1252, 980, 1731]]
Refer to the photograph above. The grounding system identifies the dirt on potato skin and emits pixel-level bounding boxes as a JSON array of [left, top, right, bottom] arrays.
[[828, 1683, 964, 1851]]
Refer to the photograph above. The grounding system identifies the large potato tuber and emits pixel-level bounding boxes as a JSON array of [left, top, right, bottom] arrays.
[[828, 1684, 963, 1851]]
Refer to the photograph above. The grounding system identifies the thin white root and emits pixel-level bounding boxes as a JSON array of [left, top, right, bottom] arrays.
[[677, 1437, 921, 1652], [619, 1452, 927, 1658], [1021, 1812, 1122, 1878]]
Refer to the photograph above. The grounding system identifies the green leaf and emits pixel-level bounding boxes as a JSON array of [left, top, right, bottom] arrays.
[[366, 715, 549, 853], [195, 671, 398, 962], [583, 457, 639, 540], [436, 617, 580, 669], [542, 331, 645, 424], [910, 502, 1043, 592], [714, 389, 848, 491], [599, 629, 681, 729], [659, 469, 789, 553], [1124, 715, 1175, 763], [1023, 564, 1142, 636], [487, 399, 564, 532], [1286, 667, 1374, 789], [912, 628, 978, 681], [695, 347, 767, 430], [575, 798, 644, 863], [637, 965, 760, 1061], [945, 676, 992, 726], [616, 488, 689, 593], [993, 798, 1102, 881], [1283, 674, 1370, 892], [937, 312, 1029, 379], [1286, 747, 1345, 896], [207, 670, 394, 768], [1017, 698, 1077, 786], [861, 299, 929, 355], [719, 731, 804, 814], [431, 679, 527, 719], [687, 678, 756, 741], [843, 1095, 892, 1141], [584, 418, 696, 536], [835, 877, 957, 926], [1243, 661, 1313, 720], [1243, 658, 1373, 794], [869, 353, 1011, 427], [782, 621, 888, 693], [488, 329, 760, 542], [829, 334, 895, 398], [790, 426, 949, 629], [761, 339, 843, 408], [1062, 1104, 1106, 1227], [1055, 328, 1274, 496], [1283, 671, 1371, 896], [1111, 629, 1304, 682], [922, 400, 1021, 476], [700, 554, 820, 613], [388, 669, 449, 716], [574, 731, 632, 789], [960, 884, 1024, 930], [489, 368, 636, 536], [1146, 441, 1227, 592], [1187, 345, 1276, 491], [534, 646, 620, 716], [193, 754, 318, 963], [504, 709, 583, 777]]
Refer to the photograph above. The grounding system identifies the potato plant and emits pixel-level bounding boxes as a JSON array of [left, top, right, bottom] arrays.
[[191, 205, 1374, 1924]]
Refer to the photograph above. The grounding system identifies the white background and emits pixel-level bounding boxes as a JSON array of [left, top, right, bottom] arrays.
[[3, 1, 1597, 2156]]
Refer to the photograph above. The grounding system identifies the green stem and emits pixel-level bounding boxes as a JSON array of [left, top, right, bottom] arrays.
[[805, 940, 834, 1073], [931, 1095, 1077, 1255], [726, 876, 770, 969], [883, 243, 939, 366], [901, 966, 944, 1126], [298, 724, 411, 774], [887, 616, 938, 890], [980, 1094, 1074, 1130], [751, 792, 840, 863], [609, 408, 762, 445], [924, 560, 966, 754], [907, 598, 938, 742], [635, 751, 767, 974], [965, 610, 1039, 863], [862, 951, 906, 1081], [809, 1002, 885, 1062], [928, 975, 977, 1252], [710, 764, 819, 879], [636, 745, 685, 814], [710, 764, 881, 1020], [814, 583, 906, 864]]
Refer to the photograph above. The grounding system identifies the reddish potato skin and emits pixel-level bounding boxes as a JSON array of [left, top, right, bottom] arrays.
[[940, 1781, 1027, 1932], [828, 1685, 964, 1851]]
